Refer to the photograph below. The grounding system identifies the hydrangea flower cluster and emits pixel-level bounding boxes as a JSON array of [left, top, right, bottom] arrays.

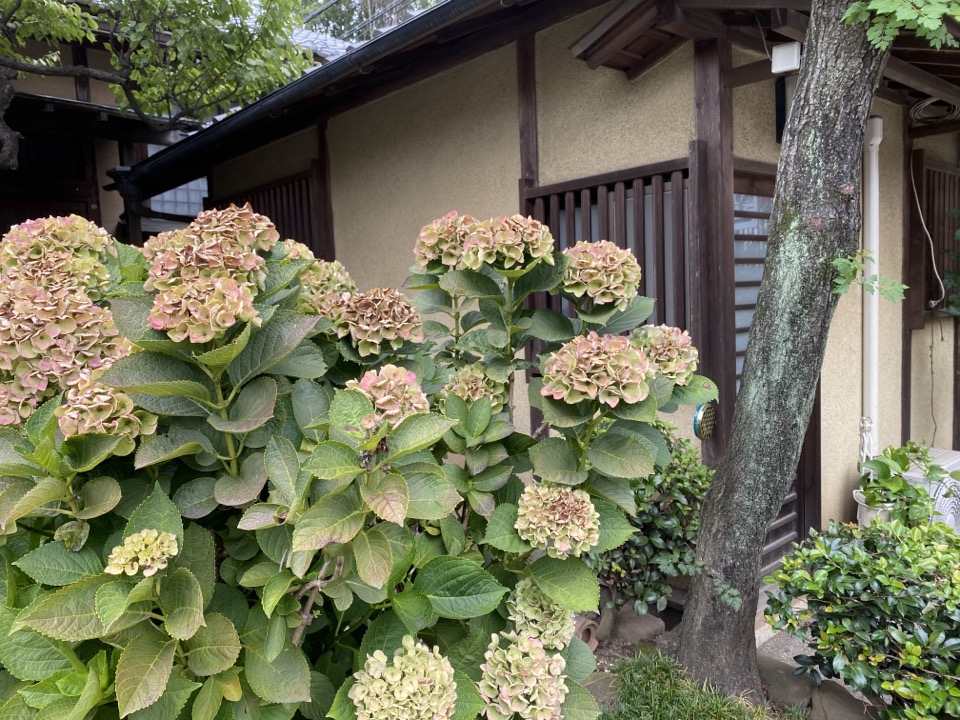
[[507, 578, 575, 650], [0, 215, 116, 299], [541, 332, 654, 408], [515, 484, 600, 559], [437, 363, 509, 414], [478, 632, 568, 720], [0, 219, 129, 425], [104, 529, 179, 577], [562, 239, 641, 310], [632, 325, 699, 386], [459, 215, 555, 272], [142, 204, 279, 343], [413, 211, 477, 271], [346, 365, 429, 431], [349, 635, 457, 720], [55, 377, 157, 455], [331, 288, 424, 357], [282, 240, 357, 316]]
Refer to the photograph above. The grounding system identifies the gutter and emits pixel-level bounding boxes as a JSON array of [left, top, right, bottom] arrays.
[[110, 0, 500, 199], [862, 115, 883, 458]]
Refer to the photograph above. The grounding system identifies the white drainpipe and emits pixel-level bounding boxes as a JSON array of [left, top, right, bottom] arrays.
[[862, 115, 883, 458]]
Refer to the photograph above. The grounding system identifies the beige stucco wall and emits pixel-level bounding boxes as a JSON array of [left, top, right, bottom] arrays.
[[536, 8, 695, 185], [328, 45, 520, 292], [819, 100, 906, 524], [731, 49, 782, 164], [95, 140, 124, 236], [213, 127, 318, 200]]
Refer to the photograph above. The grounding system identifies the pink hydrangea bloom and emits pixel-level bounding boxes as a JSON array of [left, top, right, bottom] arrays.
[[346, 364, 429, 430]]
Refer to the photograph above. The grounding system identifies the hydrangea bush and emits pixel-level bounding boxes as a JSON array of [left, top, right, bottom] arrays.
[[0, 204, 717, 720]]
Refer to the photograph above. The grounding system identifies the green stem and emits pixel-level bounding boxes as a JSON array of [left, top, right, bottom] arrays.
[[63, 645, 87, 674], [504, 278, 516, 408], [578, 413, 601, 471], [214, 382, 240, 476], [451, 295, 462, 364]]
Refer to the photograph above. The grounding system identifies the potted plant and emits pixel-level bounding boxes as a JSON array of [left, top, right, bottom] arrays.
[[855, 441, 945, 526]]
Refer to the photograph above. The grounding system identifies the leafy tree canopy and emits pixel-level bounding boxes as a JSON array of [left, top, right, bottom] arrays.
[[0, 0, 311, 130], [303, 0, 434, 43]]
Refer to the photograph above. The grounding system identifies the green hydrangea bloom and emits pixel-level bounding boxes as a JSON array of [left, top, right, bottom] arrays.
[[631, 324, 699, 386], [283, 240, 357, 316], [562, 239, 641, 310], [459, 215, 555, 272], [331, 288, 424, 357], [437, 363, 509, 414], [105, 529, 179, 577], [56, 377, 157, 456], [414, 211, 478, 272], [478, 632, 567, 720], [515, 484, 600, 559], [507, 578, 575, 650], [349, 635, 457, 720]]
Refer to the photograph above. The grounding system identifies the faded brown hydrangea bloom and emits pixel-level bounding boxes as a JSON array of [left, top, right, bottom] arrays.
[[541, 332, 654, 408], [281, 240, 357, 317], [104, 529, 179, 577], [56, 377, 157, 456], [331, 288, 424, 357], [515, 484, 600, 559], [413, 211, 477, 271], [507, 578, 575, 651], [631, 324, 699, 386], [346, 364, 428, 431], [437, 363, 509, 414], [562, 239, 641, 310], [143, 204, 279, 342], [478, 632, 567, 720], [459, 215, 555, 272], [349, 635, 457, 720]]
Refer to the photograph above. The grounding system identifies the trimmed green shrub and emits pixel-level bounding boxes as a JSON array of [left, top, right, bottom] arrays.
[[766, 520, 960, 719], [589, 426, 712, 614], [0, 211, 718, 720]]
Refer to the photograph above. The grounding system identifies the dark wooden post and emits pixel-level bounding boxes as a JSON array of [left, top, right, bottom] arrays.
[[312, 120, 336, 261]]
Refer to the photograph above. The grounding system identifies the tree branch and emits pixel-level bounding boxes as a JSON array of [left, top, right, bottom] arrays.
[[0, 69, 22, 170], [0, 54, 126, 85]]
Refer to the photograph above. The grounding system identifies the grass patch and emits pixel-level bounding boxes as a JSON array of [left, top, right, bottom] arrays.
[[600, 652, 807, 720]]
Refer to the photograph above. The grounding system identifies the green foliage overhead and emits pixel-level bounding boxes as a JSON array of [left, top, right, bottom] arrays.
[[0, 0, 310, 129], [846, 0, 960, 49], [0, 208, 715, 719]]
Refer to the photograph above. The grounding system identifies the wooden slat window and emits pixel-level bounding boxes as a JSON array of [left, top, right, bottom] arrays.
[[210, 171, 324, 257], [523, 158, 691, 330], [925, 163, 960, 309]]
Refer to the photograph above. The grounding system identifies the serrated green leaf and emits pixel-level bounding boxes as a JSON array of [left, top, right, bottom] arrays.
[[327, 679, 357, 720], [561, 680, 601, 720], [526, 309, 576, 342], [438, 269, 503, 300], [169, 524, 216, 608], [265, 436, 302, 508], [585, 476, 636, 516], [592, 498, 636, 552], [352, 528, 392, 590], [291, 379, 331, 442], [563, 637, 597, 682], [191, 677, 222, 720], [448, 632, 492, 682], [385, 414, 458, 462], [214, 452, 267, 507], [95, 580, 134, 631], [0, 438, 43, 478], [451, 669, 484, 720], [672, 374, 719, 405], [237, 503, 284, 531], [159, 568, 205, 640], [303, 442, 360, 480], [208, 377, 277, 434], [292, 486, 366, 552], [182, 614, 241, 677], [128, 669, 198, 720], [134, 434, 203, 470], [14, 575, 109, 641], [481, 504, 532, 553], [327, 390, 372, 448], [227, 312, 319, 387], [392, 590, 435, 635], [358, 472, 407, 525], [14, 542, 103, 586], [195, 325, 252, 369], [414, 557, 507, 620], [0, 605, 73, 682], [1, 478, 65, 530], [261, 571, 294, 618], [172, 478, 218, 520], [115, 635, 176, 717], [587, 432, 653, 479], [403, 465, 461, 521], [300, 672, 336, 720], [62, 433, 124, 473], [610, 395, 658, 423], [125, 484, 184, 543], [270, 341, 328, 379], [74, 477, 121, 520], [529, 557, 599, 612], [356, 611, 407, 667], [242, 610, 310, 704], [530, 438, 587, 485], [100, 352, 212, 401], [599, 296, 656, 335], [109, 297, 185, 351]]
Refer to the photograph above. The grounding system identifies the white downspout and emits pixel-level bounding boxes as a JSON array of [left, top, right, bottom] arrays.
[[862, 115, 883, 458]]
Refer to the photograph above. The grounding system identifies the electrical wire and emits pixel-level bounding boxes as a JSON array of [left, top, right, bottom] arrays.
[[910, 157, 946, 308], [755, 14, 771, 59]]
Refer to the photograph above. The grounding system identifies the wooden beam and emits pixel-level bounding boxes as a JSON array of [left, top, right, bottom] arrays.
[[517, 34, 539, 186], [569, 0, 648, 59], [908, 120, 960, 138], [583, 4, 658, 69], [678, 0, 809, 7], [656, 2, 728, 40], [625, 36, 685, 79], [723, 58, 796, 87], [902, 106, 913, 446], [770, 8, 808, 41], [693, 38, 735, 465], [72, 46, 90, 102], [885, 55, 960, 107], [311, 121, 336, 261]]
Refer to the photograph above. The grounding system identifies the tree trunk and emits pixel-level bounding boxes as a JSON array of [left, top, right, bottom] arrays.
[[674, 0, 890, 699], [0, 70, 21, 171]]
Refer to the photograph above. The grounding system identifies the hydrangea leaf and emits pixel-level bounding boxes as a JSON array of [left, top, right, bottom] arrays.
[[385, 414, 458, 463], [62, 433, 124, 473], [451, 669, 484, 720], [352, 528, 393, 590], [438, 270, 504, 301], [292, 486, 366, 552], [356, 610, 407, 668], [264, 435, 303, 508], [100, 352, 213, 402], [327, 679, 357, 720], [591, 498, 637, 553], [207, 377, 277, 435], [133, 434, 204, 470], [182, 614, 241, 677], [159, 568, 205, 641], [242, 609, 311, 704], [526, 309, 576, 342], [561, 680, 602, 720], [127, 668, 199, 720], [391, 590, 435, 635], [299, 672, 336, 720], [124, 484, 184, 543], [303, 442, 361, 481], [359, 471, 408, 526], [0, 605, 74, 681], [671, 374, 719, 405], [529, 438, 587, 486], [529, 557, 599, 612], [413, 557, 507, 620], [586, 432, 653, 480], [481, 504, 531, 554], [170, 524, 215, 609], [14, 541, 103, 586], [562, 637, 598, 683], [214, 453, 268, 507], [172, 478, 218, 520], [75, 476, 122, 520], [194, 324, 252, 370], [227, 312, 319, 388], [402, 465, 461, 521], [13, 575, 110, 641], [115, 635, 176, 717]]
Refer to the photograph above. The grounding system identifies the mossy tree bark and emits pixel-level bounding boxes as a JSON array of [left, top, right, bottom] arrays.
[[674, 0, 890, 699]]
